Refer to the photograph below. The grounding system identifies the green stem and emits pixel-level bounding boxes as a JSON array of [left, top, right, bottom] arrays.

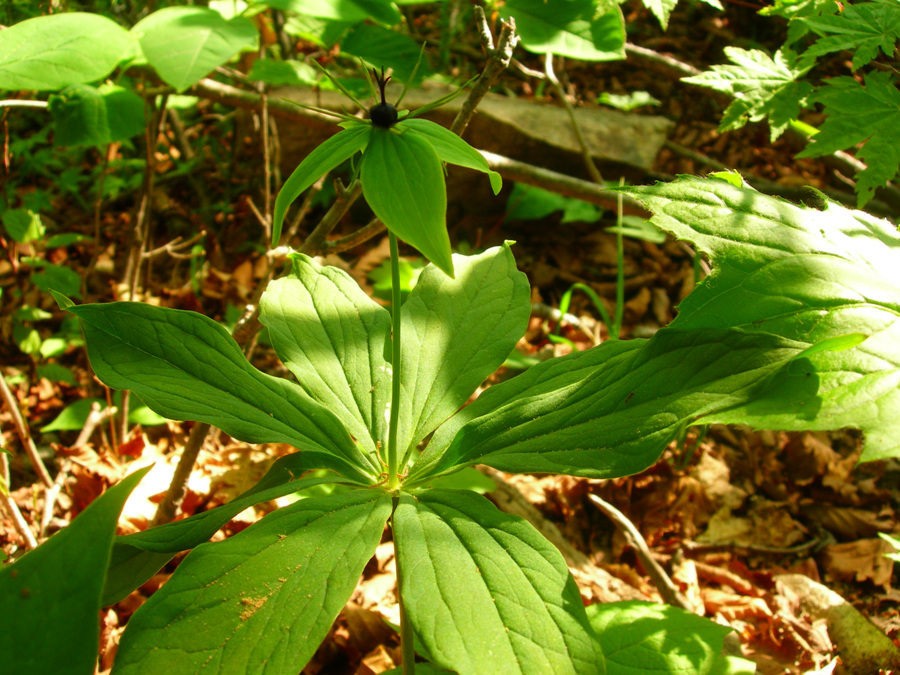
[[392, 501, 416, 675], [387, 232, 403, 488], [613, 179, 625, 339]]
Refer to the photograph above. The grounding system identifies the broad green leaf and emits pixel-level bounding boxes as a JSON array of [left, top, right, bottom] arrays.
[[397, 244, 531, 461], [132, 7, 258, 92], [361, 126, 453, 276], [259, 253, 392, 457], [411, 328, 808, 482], [273, 124, 370, 245], [1, 208, 44, 243], [49, 84, 145, 147], [247, 58, 317, 86], [802, 1, 900, 70], [341, 23, 433, 83], [64, 299, 378, 481], [0, 468, 148, 675], [399, 118, 502, 193], [796, 72, 900, 206], [624, 176, 900, 463], [30, 261, 82, 299], [42, 397, 104, 432], [0, 13, 134, 91], [501, 0, 626, 61], [393, 489, 604, 674], [103, 453, 345, 605], [588, 601, 736, 675], [112, 490, 392, 675], [257, 0, 402, 25], [682, 48, 814, 141]]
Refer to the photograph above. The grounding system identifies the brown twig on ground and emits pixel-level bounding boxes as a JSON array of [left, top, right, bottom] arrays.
[[479, 150, 646, 214], [588, 493, 693, 611], [0, 372, 53, 489], [0, 450, 37, 550]]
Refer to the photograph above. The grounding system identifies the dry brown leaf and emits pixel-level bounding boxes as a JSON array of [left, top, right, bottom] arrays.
[[821, 538, 895, 588]]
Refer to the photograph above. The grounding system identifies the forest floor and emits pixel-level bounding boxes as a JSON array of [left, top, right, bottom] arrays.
[[1, 2, 898, 675]]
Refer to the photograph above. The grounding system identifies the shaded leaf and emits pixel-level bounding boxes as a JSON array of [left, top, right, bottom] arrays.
[[361, 126, 453, 276], [49, 83, 145, 147], [393, 489, 604, 674], [796, 71, 900, 206], [112, 490, 392, 675], [0, 468, 149, 674]]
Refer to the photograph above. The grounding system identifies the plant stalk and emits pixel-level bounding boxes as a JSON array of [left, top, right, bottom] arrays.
[[386, 233, 403, 488], [391, 500, 416, 675]]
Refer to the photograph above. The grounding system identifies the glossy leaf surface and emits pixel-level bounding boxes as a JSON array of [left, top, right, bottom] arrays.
[[113, 490, 392, 675], [393, 489, 604, 674]]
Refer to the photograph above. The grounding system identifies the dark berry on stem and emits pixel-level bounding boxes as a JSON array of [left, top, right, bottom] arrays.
[[369, 66, 398, 128]]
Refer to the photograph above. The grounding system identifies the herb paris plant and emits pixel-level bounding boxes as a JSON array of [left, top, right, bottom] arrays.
[[16, 169, 891, 674]]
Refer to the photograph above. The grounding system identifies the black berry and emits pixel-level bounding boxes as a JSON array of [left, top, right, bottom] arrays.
[[368, 67, 397, 128], [369, 101, 398, 127]]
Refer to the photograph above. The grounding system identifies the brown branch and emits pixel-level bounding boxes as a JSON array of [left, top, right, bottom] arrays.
[[588, 494, 693, 611], [0, 371, 53, 489]]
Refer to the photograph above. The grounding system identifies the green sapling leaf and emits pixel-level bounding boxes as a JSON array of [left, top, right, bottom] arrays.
[[0, 13, 134, 90], [624, 176, 900, 463], [682, 47, 814, 141]]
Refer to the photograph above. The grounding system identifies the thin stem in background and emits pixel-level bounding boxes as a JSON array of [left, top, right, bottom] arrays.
[[386, 233, 403, 489], [613, 179, 625, 338], [0, 372, 53, 489]]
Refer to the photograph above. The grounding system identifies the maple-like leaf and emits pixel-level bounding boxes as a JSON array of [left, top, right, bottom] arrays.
[[797, 71, 900, 206], [802, 0, 900, 70], [683, 47, 814, 141]]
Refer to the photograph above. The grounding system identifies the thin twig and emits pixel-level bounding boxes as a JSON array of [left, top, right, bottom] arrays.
[[588, 493, 693, 611], [479, 149, 646, 214], [0, 372, 53, 489], [543, 54, 604, 185], [450, 7, 519, 136], [322, 218, 386, 254], [150, 422, 211, 527]]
